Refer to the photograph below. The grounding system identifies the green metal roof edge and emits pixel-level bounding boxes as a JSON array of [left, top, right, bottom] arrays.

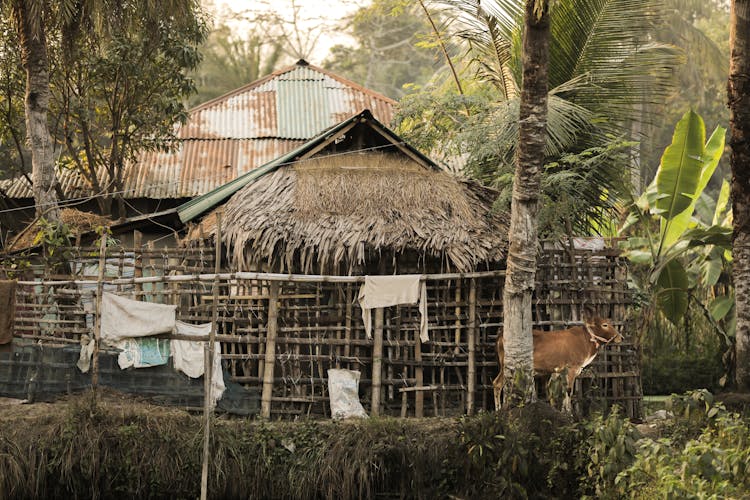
[[176, 112, 365, 223]]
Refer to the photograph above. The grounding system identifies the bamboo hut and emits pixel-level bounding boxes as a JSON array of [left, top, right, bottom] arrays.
[[0, 111, 640, 419]]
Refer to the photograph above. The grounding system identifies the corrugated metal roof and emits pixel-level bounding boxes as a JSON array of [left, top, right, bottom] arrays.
[[177, 110, 438, 224], [0, 61, 396, 200]]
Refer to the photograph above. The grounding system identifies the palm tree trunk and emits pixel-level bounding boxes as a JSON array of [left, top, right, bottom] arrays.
[[729, 0, 750, 390], [14, 0, 60, 221], [501, 0, 551, 407]]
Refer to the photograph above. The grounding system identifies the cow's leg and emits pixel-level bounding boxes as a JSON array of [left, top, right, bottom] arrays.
[[492, 370, 504, 411], [546, 372, 565, 410], [561, 367, 579, 415]]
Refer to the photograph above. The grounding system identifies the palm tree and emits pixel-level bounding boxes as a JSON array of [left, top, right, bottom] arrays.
[[420, 0, 682, 233], [728, 0, 750, 390], [501, 0, 551, 407]]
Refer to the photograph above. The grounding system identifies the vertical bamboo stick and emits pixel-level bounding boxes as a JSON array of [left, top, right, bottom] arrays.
[[200, 213, 222, 500], [371, 307, 384, 416], [133, 231, 143, 297], [467, 279, 477, 415], [344, 285, 352, 360], [146, 240, 155, 303], [91, 234, 107, 393], [415, 324, 424, 418], [454, 282, 462, 354], [260, 281, 280, 418]]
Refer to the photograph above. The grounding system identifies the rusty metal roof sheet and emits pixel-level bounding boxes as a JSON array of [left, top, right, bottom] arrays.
[[0, 61, 396, 200]]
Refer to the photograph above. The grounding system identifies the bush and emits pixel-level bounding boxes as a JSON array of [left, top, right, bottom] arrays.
[[641, 352, 724, 395]]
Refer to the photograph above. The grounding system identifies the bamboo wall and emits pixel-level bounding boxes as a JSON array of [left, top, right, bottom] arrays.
[[4, 243, 640, 419]]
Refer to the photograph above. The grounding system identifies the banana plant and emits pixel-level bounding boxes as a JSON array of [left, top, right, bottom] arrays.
[[620, 110, 729, 325]]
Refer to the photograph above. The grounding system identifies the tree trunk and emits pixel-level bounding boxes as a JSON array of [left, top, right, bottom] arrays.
[[14, 0, 60, 221], [730, 0, 750, 390], [501, 0, 550, 407]]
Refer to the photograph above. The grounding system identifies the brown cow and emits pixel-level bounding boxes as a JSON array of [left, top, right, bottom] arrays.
[[493, 317, 623, 410]]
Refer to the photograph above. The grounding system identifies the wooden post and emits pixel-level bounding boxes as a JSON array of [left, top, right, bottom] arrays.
[[344, 285, 352, 359], [133, 230, 143, 297], [454, 282, 462, 353], [200, 213, 222, 500], [415, 323, 424, 418], [467, 279, 477, 415], [371, 307, 384, 416], [260, 281, 280, 418], [91, 234, 107, 393]]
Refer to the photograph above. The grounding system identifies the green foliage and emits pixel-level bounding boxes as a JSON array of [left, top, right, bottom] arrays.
[[580, 409, 640, 499], [620, 111, 732, 352], [642, 352, 724, 395], [0, 2, 208, 218], [396, 0, 681, 234], [638, 1, 729, 192], [619, 392, 750, 499], [56, 6, 208, 217], [0, 21, 29, 183], [0, 394, 591, 500], [0, 255, 31, 278], [32, 218, 73, 270]]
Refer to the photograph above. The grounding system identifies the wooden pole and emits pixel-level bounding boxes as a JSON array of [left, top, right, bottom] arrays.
[[454, 282, 462, 354], [133, 230, 143, 297], [260, 280, 280, 418], [91, 234, 107, 396], [200, 213, 222, 500], [467, 279, 477, 415], [371, 307, 384, 416], [415, 324, 424, 418]]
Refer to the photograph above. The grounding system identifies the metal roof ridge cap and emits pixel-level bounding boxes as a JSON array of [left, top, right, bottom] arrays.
[[290, 62, 398, 106]]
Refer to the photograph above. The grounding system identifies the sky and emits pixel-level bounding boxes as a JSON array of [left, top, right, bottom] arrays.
[[207, 0, 365, 63]]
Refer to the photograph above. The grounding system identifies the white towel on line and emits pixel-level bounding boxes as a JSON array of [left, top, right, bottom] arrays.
[[77, 293, 176, 372], [172, 321, 225, 407], [358, 275, 429, 342]]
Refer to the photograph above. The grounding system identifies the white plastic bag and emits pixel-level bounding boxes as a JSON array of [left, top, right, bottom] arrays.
[[327, 368, 368, 419]]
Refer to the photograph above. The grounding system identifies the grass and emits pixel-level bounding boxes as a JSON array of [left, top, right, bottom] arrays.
[[0, 391, 583, 500]]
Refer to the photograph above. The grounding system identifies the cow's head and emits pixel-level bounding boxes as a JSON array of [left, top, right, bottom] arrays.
[[585, 316, 623, 344]]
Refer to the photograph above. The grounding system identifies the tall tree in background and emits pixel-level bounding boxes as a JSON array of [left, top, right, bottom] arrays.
[[10, 0, 59, 220], [324, 0, 439, 99], [0, 0, 205, 220], [189, 18, 282, 107], [501, 0, 550, 407], [639, 1, 729, 192], [58, 7, 207, 218], [729, 0, 750, 390]]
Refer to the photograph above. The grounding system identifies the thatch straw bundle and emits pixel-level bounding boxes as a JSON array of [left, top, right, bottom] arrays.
[[8, 208, 111, 251], [220, 152, 508, 273]]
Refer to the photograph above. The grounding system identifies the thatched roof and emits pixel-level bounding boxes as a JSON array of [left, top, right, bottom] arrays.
[[220, 152, 508, 273]]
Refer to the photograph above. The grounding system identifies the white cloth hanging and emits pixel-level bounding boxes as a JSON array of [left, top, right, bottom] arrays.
[[172, 321, 225, 407], [357, 275, 429, 342], [78, 293, 176, 373]]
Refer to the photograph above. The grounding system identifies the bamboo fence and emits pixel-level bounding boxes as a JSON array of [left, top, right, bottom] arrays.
[[2, 241, 640, 419]]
